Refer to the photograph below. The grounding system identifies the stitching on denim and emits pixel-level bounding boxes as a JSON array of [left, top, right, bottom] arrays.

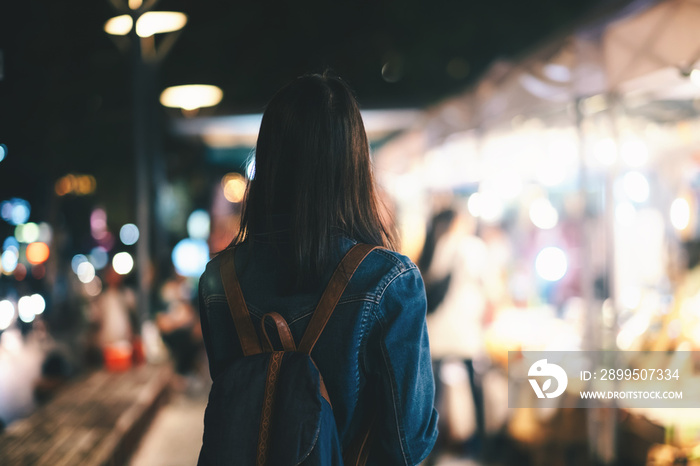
[[375, 312, 411, 466], [375, 248, 412, 271], [369, 268, 421, 465], [354, 301, 370, 401], [375, 267, 419, 318], [339, 295, 380, 305]]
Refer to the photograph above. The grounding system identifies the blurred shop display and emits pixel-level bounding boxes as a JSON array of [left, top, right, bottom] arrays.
[[372, 0, 700, 464]]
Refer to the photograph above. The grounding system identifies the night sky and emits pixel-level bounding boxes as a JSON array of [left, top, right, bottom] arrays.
[[0, 0, 602, 224]]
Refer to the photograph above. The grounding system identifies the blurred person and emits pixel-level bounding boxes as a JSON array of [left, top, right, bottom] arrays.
[[156, 273, 204, 384], [32, 320, 78, 403], [419, 207, 489, 459], [198, 72, 438, 465], [92, 268, 136, 370]]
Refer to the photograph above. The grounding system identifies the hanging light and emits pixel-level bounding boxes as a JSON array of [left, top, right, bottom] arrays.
[[160, 85, 223, 111], [104, 11, 187, 38]]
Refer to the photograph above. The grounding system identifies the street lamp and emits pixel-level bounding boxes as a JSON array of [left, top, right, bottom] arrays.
[[104, 7, 187, 62], [104, 1, 187, 326], [104, 12, 188, 38], [160, 84, 224, 113]]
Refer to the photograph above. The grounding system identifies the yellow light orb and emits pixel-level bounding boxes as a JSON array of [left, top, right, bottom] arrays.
[[104, 15, 134, 36], [221, 173, 246, 203]]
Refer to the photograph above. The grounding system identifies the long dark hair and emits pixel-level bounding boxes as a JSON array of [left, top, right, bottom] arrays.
[[230, 72, 397, 288]]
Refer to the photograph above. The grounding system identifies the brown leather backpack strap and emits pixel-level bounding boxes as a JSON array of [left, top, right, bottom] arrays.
[[220, 249, 263, 356], [261, 312, 297, 352], [297, 244, 377, 354], [343, 412, 377, 466]]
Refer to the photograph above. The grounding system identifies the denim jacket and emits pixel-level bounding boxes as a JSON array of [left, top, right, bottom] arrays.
[[198, 234, 439, 465]]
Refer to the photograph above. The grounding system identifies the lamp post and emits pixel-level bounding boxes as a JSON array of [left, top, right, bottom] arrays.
[[104, 1, 187, 326]]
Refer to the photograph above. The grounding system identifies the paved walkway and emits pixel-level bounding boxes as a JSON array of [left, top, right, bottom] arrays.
[[0, 363, 172, 466], [130, 378, 210, 466]]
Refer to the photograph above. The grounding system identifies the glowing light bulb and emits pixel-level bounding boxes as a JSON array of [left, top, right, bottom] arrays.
[[536, 247, 568, 281]]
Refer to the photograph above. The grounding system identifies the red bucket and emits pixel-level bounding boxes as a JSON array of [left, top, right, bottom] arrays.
[[103, 342, 133, 372]]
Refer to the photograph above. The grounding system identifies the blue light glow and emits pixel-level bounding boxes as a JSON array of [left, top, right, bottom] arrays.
[[172, 238, 209, 277], [187, 210, 210, 239], [0, 198, 31, 225], [119, 223, 139, 245], [1, 249, 18, 273], [71, 254, 89, 274], [3, 237, 19, 251], [89, 246, 109, 270]]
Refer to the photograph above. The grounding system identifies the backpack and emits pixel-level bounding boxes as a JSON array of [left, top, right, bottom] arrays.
[[198, 243, 377, 466]]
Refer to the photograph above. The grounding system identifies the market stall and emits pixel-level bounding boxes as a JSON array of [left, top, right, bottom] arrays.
[[374, 0, 700, 463]]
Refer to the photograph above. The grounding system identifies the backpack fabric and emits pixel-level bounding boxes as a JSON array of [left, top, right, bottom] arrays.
[[198, 244, 377, 466]]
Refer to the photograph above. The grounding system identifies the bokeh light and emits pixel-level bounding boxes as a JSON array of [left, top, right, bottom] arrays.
[[475, 192, 504, 224], [529, 198, 559, 230], [222, 173, 246, 203], [1, 249, 18, 274], [691, 69, 700, 87], [670, 198, 690, 231], [17, 222, 40, 244], [0, 300, 14, 330], [135, 11, 188, 38], [89, 246, 109, 270], [160, 84, 222, 111], [3, 237, 19, 252], [14, 224, 27, 242], [54, 174, 96, 196], [38, 222, 53, 243], [71, 254, 89, 274], [26, 242, 50, 265], [104, 14, 133, 35], [620, 286, 642, 310], [18, 300, 35, 323], [0, 144, 6, 163], [187, 210, 211, 239], [112, 252, 134, 275], [31, 294, 45, 315], [85, 277, 103, 297], [91, 208, 108, 240], [467, 193, 482, 218], [1, 198, 31, 225], [381, 58, 403, 83], [18, 295, 44, 320], [119, 223, 139, 245], [77, 261, 96, 284], [535, 247, 568, 282], [13, 263, 27, 281], [622, 171, 650, 203], [172, 238, 209, 277]]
